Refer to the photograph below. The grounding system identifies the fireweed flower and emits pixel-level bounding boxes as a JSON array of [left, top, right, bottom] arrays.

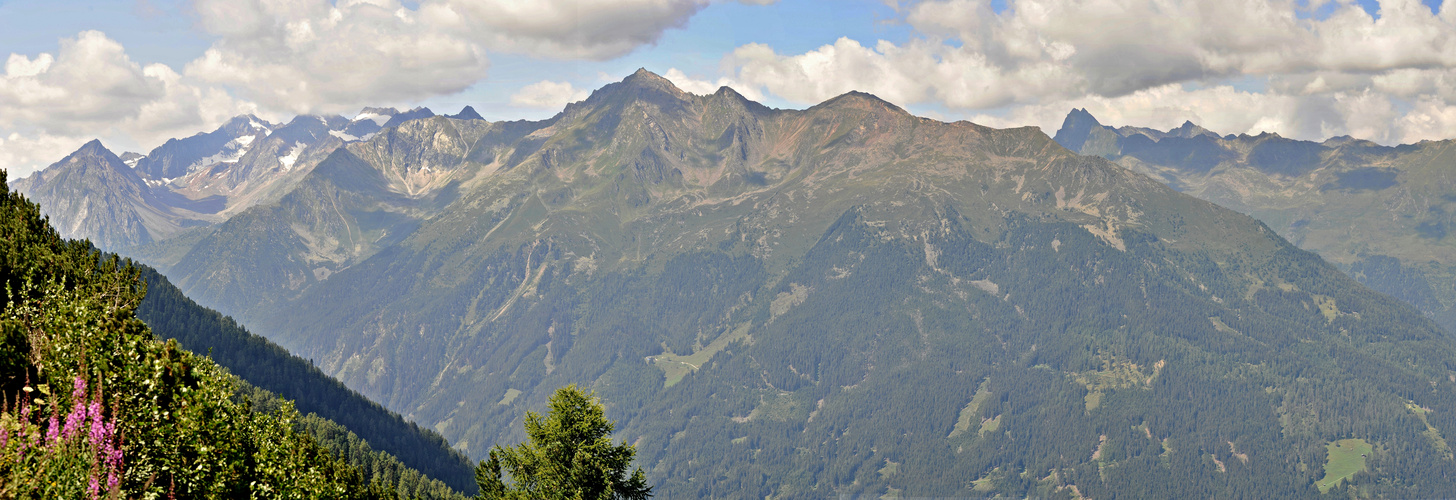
[[45, 414, 59, 444], [88, 403, 105, 446], [64, 402, 85, 439]]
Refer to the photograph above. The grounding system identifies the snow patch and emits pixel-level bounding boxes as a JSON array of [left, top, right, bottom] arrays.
[[278, 142, 305, 171], [186, 134, 256, 172], [329, 130, 359, 141]]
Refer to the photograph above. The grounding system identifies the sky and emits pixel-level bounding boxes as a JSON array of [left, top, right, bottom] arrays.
[[1, 0, 1454, 177]]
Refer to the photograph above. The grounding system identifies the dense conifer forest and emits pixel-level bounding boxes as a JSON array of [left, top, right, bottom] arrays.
[[134, 264, 476, 495]]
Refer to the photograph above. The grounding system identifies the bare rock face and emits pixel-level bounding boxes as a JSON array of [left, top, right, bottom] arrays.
[[11, 140, 170, 249]]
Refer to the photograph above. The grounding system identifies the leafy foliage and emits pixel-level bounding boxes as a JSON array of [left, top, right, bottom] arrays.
[[476, 386, 649, 499], [0, 169, 387, 497]]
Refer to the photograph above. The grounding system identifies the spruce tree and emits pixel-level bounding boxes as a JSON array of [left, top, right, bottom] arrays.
[[476, 386, 650, 499]]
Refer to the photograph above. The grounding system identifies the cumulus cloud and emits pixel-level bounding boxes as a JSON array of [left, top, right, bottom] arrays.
[[185, 0, 777, 114], [719, 0, 1456, 144], [662, 68, 763, 100], [2, 1, 779, 174], [0, 31, 256, 177], [0, 31, 165, 134], [510, 80, 590, 109], [185, 0, 489, 115], [0, 132, 93, 179], [966, 83, 1456, 146]]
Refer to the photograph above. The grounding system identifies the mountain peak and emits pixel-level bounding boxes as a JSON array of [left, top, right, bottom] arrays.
[[380, 107, 436, 129], [616, 68, 685, 95], [450, 105, 484, 121], [1052, 108, 1107, 152], [76, 139, 109, 155], [1170, 119, 1216, 139], [813, 91, 908, 116]]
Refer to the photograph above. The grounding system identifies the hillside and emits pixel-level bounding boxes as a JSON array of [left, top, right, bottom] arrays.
[[1053, 110, 1456, 331], [0, 169, 470, 498], [137, 70, 1456, 497], [133, 265, 477, 494]]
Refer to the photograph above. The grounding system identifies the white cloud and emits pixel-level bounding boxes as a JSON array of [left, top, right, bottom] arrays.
[[185, 0, 490, 115], [184, 0, 778, 114], [713, 0, 1456, 144], [0, 132, 92, 179], [510, 80, 590, 109], [0, 31, 165, 134], [0, 31, 256, 176], [964, 82, 1456, 146], [662, 68, 763, 100], [446, 0, 709, 60]]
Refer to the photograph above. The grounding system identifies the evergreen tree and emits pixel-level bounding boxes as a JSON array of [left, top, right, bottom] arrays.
[[476, 386, 650, 499]]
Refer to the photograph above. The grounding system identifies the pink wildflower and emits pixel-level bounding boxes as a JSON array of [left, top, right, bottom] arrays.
[[64, 402, 85, 440], [71, 376, 86, 401], [88, 474, 100, 499], [45, 414, 59, 444], [89, 408, 106, 447]]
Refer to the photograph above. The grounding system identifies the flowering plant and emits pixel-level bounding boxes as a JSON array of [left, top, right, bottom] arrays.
[[0, 376, 123, 499]]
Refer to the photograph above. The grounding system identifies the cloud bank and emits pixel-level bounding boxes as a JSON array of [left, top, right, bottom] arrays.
[[722, 0, 1456, 143], [4, 0, 1455, 178], [1, 0, 770, 176]]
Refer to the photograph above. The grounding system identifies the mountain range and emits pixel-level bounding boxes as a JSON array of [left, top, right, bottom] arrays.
[[7, 106, 476, 251], [1053, 109, 1456, 332], [7, 70, 1456, 496]]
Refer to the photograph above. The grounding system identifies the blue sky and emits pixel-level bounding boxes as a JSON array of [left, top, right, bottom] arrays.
[[2, 0, 1455, 176]]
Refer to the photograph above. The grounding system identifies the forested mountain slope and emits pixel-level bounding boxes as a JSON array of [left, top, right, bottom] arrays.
[[133, 265, 476, 494], [0, 170, 469, 497], [1054, 109, 1456, 332], [139, 70, 1456, 497]]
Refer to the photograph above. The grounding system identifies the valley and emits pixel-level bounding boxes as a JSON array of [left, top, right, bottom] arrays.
[[10, 70, 1450, 497]]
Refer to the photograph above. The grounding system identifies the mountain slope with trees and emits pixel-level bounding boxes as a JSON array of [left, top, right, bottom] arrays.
[[0, 170, 470, 498], [133, 265, 477, 494], [135, 70, 1456, 497], [1053, 109, 1456, 331]]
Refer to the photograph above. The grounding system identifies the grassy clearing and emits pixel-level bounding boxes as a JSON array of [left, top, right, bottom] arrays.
[[1407, 402, 1452, 458], [497, 388, 522, 406], [1313, 294, 1340, 323], [1208, 316, 1240, 335], [1316, 438, 1372, 493], [650, 322, 751, 387], [949, 380, 993, 438], [877, 459, 900, 479], [979, 414, 1002, 437]]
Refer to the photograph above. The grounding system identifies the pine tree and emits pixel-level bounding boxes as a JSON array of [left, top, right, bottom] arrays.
[[476, 386, 651, 499]]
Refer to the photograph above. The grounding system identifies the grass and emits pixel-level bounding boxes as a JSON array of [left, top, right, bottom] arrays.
[[1316, 438, 1371, 493], [979, 414, 1002, 437], [1407, 402, 1452, 458], [497, 388, 522, 406], [650, 322, 751, 387], [949, 380, 993, 438]]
